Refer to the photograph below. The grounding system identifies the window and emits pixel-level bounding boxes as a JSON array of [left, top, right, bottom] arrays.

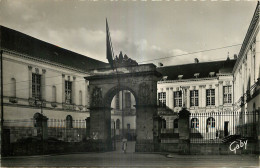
[[116, 119, 120, 129], [65, 81, 72, 104], [116, 94, 120, 110], [11, 78, 16, 97], [125, 92, 131, 108], [223, 86, 232, 104], [190, 90, 199, 107], [206, 117, 215, 128], [66, 115, 73, 128], [32, 73, 41, 99], [162, 119, 166, 129], [191, 118, 199, 128], [158, 92, 166, 107], [174, 91, 182, 107], [174, 119, 178, 128], [52, 86, 56, 102], [206, 89, 215, 106], [79, 90, 82, 105]]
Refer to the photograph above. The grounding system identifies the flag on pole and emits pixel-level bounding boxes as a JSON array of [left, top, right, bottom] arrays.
[[106, 19, 114, 69]]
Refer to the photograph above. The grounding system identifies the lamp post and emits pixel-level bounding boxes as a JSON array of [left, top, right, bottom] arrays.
[[34, 99, 46, 139], [35, 98, 46, 155]]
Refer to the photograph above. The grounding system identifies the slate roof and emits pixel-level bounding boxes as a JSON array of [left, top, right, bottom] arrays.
[[156, 59, 236, 80], [0, 26, 108, 71]]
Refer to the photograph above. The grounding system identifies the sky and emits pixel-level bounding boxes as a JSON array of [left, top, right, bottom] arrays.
[[0, 0, 258, 66]]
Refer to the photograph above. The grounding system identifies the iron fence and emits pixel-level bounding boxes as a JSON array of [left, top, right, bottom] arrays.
[[3, 119, 87, 143], [189, 110, 259, 143]]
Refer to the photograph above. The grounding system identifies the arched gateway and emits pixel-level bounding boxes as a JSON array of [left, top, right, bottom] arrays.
[[85, 63, 162, 152]]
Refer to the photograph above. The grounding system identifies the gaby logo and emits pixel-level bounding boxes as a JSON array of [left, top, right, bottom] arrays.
[[229, 139, 248, 154]]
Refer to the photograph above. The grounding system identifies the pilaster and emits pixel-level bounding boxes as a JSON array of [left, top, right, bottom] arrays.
[[72, 76, 76, 104], [62, 74, 65, 103], [166, 88, 169, 108], [169, 87, 173, 109], [41, 69, 46, 100], [28, 66, 32, 98]]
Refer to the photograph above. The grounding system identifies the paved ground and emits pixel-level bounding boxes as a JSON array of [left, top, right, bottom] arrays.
[[1, 142, 259, 168]]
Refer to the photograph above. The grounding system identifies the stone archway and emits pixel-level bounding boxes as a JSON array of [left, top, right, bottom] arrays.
[[85, 64, 162, 152]]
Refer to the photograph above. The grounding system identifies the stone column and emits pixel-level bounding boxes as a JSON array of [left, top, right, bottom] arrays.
[[166, 88, 169, 108], [89, 107, 112, 151], [169, 88, 173, 109], [28, 66, 32, 98], [41, 69, 46, 100], [135, 106, 156, 152], [72, 76, 76, 104], [178, 108, 190, 154], [62, 74, 65, 103]]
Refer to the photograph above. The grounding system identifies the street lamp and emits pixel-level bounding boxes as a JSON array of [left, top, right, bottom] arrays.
[[34, 98, 47, 155], [34, 98, 47, 140]]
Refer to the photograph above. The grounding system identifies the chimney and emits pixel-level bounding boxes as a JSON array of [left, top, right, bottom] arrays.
[[194, 58, 199, 63], [158, 62, 163, 67], [234, 54, 238, 60], [194, 73, 200, 78]]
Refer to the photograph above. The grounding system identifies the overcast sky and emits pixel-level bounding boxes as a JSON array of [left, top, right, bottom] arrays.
[[0, 0, 258, 66]]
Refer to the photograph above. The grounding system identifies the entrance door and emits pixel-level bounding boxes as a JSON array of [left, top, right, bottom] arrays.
[[224, 121, 229, 137]]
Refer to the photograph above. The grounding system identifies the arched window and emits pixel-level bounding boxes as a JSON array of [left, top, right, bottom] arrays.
[[191, 118, 199, 128], [11, 78, 16, 97], [206, 117, 215, 128], [116, 119, 120, 129], [162, 119, 166, 129], [66, 115, 73, 128], [52, 86, 56, 102], [79, 90, 82, 105], [174, 119, 178, 128]]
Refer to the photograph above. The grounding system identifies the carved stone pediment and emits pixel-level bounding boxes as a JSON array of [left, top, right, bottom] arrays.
[[113, 52, 138, 68]]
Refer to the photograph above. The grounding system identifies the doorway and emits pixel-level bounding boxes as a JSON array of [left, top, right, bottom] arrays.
[[224, 121, 229, 137]]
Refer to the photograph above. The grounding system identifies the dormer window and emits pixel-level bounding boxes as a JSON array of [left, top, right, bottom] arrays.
[[178, 75, 183, 80], [209, 72, 215, 77], [162, 76, 168, 81], [194, 73, 200, 78]]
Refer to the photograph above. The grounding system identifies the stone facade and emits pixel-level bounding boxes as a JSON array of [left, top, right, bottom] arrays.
[[85, 64, 161, 151]]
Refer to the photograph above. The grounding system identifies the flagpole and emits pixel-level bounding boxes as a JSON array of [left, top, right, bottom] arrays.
[[106, 18, 125, 146]]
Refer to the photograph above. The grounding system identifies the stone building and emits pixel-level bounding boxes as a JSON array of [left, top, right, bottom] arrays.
[[157, 58, 236, 140], [0, 26, 107, 143], [232, 2, 260, 138], [156, 2, 260, 143], [0, 2, 259, 153]]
